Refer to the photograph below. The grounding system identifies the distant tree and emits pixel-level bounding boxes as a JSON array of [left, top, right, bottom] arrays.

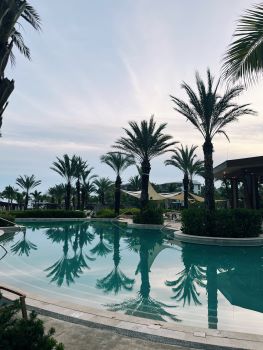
[[30, 190, 42, 208], [101, 152, 134, 215], [223, 3, 263, 85], [171, 69, 255, 212], [1, 185, 16, 210], [114, 116, 176, 209], [128, 175, 141, 191], [16, 175, 41, 210], [73, 156, 88, 210], [80, 166, 97, 210], [48, 184, 66, 208], [94, 177, 113, 206]]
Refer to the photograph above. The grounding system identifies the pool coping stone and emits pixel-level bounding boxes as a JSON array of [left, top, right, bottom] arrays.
[[2, 286, 263, 350]]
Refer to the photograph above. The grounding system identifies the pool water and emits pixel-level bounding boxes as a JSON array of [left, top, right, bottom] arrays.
[[1, 221, 263, 334]]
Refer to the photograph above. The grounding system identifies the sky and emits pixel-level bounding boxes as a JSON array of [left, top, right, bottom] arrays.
[[1, 0, 262, 192]]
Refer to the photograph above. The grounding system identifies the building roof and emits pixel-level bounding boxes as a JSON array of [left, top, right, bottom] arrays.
[[214, 156, 263, 180]]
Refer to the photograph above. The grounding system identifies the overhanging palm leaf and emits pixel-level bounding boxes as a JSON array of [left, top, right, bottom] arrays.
[[223, 3, 263, 84]]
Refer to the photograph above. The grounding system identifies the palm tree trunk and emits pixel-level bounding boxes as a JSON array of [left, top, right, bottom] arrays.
[[24, 192, 29, 210], [189, 177, 194, 193], [140, 159, 151, 210], [65, 182, 71, 210], [81, 186, 86, 210], [76, 178, 81, 210], [115, 175, 122, 216], [183, 173, 189, 209], [203, 139, 215, 212]]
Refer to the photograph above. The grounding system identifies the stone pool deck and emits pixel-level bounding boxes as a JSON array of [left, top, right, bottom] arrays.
[[2, 287, 263, 350]]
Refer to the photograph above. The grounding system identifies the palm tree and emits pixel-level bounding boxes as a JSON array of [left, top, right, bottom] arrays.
[[0, 1, 41, 132], [80, 166, 97, 210], [188, 160, 204, 193], [73, 156, 88, 210], [165, 145, 202, 208], [101, 152, 135, 215], [1, 185, 16, 210], [94, 177, 113, 206], [170, 70, 255, 212], [16, 175, 41, 210], [128, 175, 141, 191], [30, 190, 42, 208], [50, 155, 78, 210], [48, 184, 66, 208], [114, 116, 176, 209], [222, 3, 263, 85]]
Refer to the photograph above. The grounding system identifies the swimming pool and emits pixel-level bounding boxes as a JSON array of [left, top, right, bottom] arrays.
[[1, 221, 263, 334]]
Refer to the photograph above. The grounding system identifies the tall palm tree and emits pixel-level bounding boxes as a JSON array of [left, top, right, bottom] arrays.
[[101, 152, 135, 215], [165, 145, 202, 208], [16, 174, 41, 210], [114, 116, 176, 209], [222, 3, 263, 85], [188, 160, 204, 193], [50, 155, 78, 210], [170, 70, 255, 212], [14, 190, 25, 210], [80, 166, 97, 210], [128, 175, 141, 191], [94, 177, 113, 206], [73, 156, 88, 210], [48, 184, 66, 208], [0, 1, 41, 132]]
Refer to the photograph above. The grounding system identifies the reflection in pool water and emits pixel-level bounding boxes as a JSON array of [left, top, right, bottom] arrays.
[[1, 221, 263, 334]]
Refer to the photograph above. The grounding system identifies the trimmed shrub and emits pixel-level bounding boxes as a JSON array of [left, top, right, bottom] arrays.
[[182, 208, 262, 238], [95, 209, 116, 218], [0, 214, 15, 227], [10, 210, 86, 219], [134, 208, 164, 225], [120, 208, 140, 216]]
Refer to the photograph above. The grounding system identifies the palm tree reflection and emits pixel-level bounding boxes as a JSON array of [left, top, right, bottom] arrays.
[[96, 224, 135, 294], [90, 222, 112, 258], [107, 232, 180, 322], [11, 230, 37, 256], [45, 222, 95, 286]]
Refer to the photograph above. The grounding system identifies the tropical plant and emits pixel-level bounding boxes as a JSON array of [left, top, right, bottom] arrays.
[[101, 152, 135, 215], [170, 69, 255, 212], [80, 166, 97, 210], [30, 190, 42, 208], [73, 156, 88, 210], [1, 185, 16, 210], [128, 175, 141, 191], [94, 177, 113, 206], [16, 175, 41, 210], [222, 3, 263, 85], [14, 190, 25, 210], [48, 184, 66, 208], [114, 116, 176, 209], [0, 1, 41, 133], [165, 145, 203, 208], [50, 155, 78, 210]]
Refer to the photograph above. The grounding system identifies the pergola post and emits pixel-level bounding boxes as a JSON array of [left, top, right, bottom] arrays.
[[230, 178, 238, 209]]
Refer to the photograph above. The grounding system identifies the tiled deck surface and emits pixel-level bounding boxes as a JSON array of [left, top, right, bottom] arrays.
[[2, 288, 263, 350]]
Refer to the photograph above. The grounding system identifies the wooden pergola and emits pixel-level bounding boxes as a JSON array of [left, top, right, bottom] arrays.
[[214, 156, 263, 209]]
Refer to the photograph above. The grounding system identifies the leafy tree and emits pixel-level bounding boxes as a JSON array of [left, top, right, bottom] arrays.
[[94, 177, 113, 206], [114, 116, 176, 209], [16, 175, 41, 210], [0, 1, 41, 133], [165, 145, 202, 208], [48, 184, 66, 208], [171, 69, 255, 212], [101, 152, 134, 215], [80, 166, 97, 210], [223, 3, 263, 85], [30, 190, 42, 208], [50, 155, 78, 210]]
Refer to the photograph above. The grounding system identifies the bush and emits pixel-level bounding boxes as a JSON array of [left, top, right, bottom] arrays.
[[0, 296, 64, 349], [0, 214, 15, 227], [182, 208, 262, 238], [134, 208, 164, 225], [95, 209, 116, 218], [120, 208, 140, 215], [10, 210, 86, 219]]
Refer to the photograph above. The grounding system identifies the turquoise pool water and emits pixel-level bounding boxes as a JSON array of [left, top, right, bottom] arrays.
[[1, 221, 263, 334]]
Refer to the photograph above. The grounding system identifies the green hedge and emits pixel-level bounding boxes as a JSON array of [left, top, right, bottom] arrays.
[[0, 214, 15, 227], [182, 208, 262, 238], [120, 208, 140, 215], [134, 208, 164, 225], [9, 210, 86, 219], [95, 209, 116, 218]]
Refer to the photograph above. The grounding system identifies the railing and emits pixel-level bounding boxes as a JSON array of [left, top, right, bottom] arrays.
[[0, 285, 27, 319]]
